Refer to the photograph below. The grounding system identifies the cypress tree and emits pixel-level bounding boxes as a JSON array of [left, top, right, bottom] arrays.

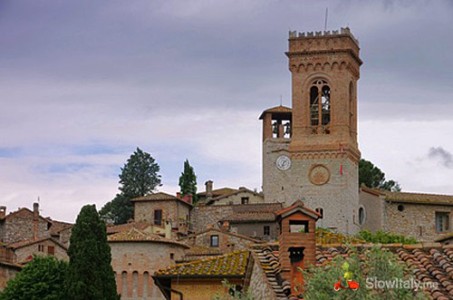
[[65, 205, 119, 300], [178, 159, 198, 202]]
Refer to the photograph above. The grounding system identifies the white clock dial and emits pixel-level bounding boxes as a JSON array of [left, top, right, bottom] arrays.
[[276, 155, 291, 170]]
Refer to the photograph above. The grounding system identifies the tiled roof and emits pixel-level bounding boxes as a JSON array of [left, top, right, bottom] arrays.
[[435, 233, 453, 243], [49, 220, 73, 234], [252, 246, 291, 300], [181, 228, 263, 244], [155, 250, 250, 278], [207, 187, 263, 204], [131, 192, 192, 206], [275, 200, 320, 220], [381, 190, 453, 206], [232, 202, 283, 213], [7, 237, 67, 251], [106, 221, 151, 235], [222, 212, 276, 223], [198, 187, 238, 198], [108, 228, 188, 248], [259, 105, 292, 119]]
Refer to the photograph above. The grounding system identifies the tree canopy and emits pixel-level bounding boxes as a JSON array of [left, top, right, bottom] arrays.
[[65, 205, 119, 300], [119, 147, 161, 198], [100, 147, 161, 224], [0, 256, 67, 300], [359, 158, 401, 191], [178, 159, 197, 203]]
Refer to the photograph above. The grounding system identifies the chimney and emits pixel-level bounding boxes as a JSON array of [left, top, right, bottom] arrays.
[[205, 180, 213, 199], [176, 192, 181, 199], [221, 221, 230, 232], [0, 206, 6, 219], [33, 203, 39, 240]]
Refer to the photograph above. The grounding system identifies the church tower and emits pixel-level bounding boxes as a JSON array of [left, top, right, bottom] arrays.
[[261, 28, 362, 233]]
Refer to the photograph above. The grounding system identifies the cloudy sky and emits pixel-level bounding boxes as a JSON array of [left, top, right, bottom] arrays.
[[1, 0, 452, 222]]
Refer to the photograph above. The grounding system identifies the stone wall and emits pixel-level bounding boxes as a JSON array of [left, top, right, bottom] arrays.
[[263, 142, 360, 234], [231, 222, 278, 241], [212, 191, 264, 205], [14, 239, 68, 263], [191, 205, 234, 233], [0, 262, 21, 291], [248, 252, 278, 300], [134, 200, 191, 234], [359, 189, 384, 232], [1, 209, 50, 244], [384, 202, 453, 242], [109, 241, 186, 300], [184, 229, 258, 253]]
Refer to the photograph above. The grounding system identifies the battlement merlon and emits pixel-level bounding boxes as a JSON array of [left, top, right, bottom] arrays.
[[289, 27, 359, 45], [287, 27, 361, 66]]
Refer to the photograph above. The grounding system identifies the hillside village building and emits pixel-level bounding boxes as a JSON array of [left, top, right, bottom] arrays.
[[1, 27, 452, 299]]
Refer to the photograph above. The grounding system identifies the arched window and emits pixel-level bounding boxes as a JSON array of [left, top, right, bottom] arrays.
[[358, 207, 366, 225], [310, 80, 331, 131]]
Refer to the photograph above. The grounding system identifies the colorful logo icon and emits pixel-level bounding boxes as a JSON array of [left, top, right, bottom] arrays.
[[333, 262, 360, 291]]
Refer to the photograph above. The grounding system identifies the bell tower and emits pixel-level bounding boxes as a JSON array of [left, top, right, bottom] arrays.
[[261, 28, 362, 234]]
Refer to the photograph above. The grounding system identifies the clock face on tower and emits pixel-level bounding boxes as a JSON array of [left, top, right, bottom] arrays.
[[276, 155, 291, 171]]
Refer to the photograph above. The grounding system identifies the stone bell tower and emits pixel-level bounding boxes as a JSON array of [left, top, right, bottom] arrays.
[[261, 28, 362, 234]]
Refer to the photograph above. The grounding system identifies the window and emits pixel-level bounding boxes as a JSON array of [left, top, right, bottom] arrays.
[[38, 244, 44, 252], [289, 220, 309, 233], [264, 225, 270, 236], [48, 246, 55, 255], [436, 212, 450, 232], [170, 253, 175, 260], [315, 208, 324, 219], [210, 235, 219, 247], [154, 209, 163, 226], [358, 207, 365, 225], [397, 205, 404, 212], [310, 80, 331, 132], [241, 197, 249, 205]]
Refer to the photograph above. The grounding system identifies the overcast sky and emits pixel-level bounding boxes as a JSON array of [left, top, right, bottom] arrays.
[[1, 0, 452, 222]]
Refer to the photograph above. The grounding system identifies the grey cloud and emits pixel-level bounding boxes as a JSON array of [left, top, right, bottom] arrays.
[[428, 147, 453, 168]]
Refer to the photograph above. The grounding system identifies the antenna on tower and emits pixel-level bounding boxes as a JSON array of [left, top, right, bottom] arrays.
[[324, 7, 328, 31], [279, 95, 283, 106]]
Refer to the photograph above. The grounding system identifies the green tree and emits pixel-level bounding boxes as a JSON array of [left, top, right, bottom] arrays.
[[65, 205, 119, 300], [99, 194, 132, 225], [359, 159, 401, 191], [0, 256, 67, 300], [178, 159, 198, 203], [119, 147, 161, 198], [100, 148, 161, 224]]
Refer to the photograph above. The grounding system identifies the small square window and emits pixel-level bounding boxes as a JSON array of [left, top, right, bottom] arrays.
[[170, 253, 175, 260], [48, 246, 55, 255], [210, 235, 219, 247], [241, 197, 249, 205], [264, 226, 270, 236]]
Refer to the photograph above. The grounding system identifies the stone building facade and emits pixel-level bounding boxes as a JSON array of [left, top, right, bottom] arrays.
[[359, 187, 453, 242], [132, 192, 192, 235], [261, 28, 362, 234], [0, 204, 52, 244], [7, 237, 68, 264]]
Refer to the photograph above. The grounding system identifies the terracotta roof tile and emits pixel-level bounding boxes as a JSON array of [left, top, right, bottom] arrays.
[[106, 221, 151, 234], [108, 228, 188, 248], [381, 190, 453, 206], [259, 105, 292, 119], [155, 250, 249, 278], [197, 188, 238, 198], [7, 237, 67, 251], [131, 192, 192, 206], [222, 212, 276, 223]]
